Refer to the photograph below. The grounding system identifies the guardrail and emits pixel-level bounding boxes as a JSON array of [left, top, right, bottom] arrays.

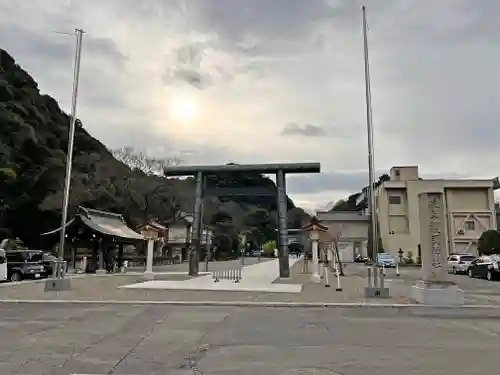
[[212, 268, 243, 283]]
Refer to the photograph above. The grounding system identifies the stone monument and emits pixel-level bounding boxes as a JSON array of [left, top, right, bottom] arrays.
[[411, 192, 464, 305]]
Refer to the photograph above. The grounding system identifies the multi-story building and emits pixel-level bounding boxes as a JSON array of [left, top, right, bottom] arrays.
[[376, 166, 498, 257]]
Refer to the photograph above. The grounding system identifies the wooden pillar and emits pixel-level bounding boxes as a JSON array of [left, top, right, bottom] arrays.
[[117, 243, 124, 268], [71, 239, 77, 270]]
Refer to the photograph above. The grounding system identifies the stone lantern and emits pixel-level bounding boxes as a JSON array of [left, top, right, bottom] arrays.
[[300, 216, 328, 283]]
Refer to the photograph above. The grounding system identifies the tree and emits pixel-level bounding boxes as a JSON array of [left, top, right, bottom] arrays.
[[39, 149, 182, 226], [328, 225, 344, 276], [209, 211, 237, 258], [243, 208, 273, 246], [478, 229, 500, 255], [110, 147, 182, 225], [287, 207, 310, 228], [262, 240, 276, 257], [38, 153, 120, 216], [112, 146, 181, 175]]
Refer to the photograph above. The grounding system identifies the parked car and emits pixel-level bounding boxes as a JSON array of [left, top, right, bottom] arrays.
[[6, 250, 48, 282], [467, 255, 500, 281], [446, 253, 476, 275], [355, 254, 369, 263], [376, 253, 397, 268]]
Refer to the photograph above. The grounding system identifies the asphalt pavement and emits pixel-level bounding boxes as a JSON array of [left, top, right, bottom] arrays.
[[1, 302, 499, 374], [350, 264, 500, 305]]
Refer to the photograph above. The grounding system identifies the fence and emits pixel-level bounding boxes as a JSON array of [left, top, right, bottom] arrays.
[[212, 268, 243, 283]]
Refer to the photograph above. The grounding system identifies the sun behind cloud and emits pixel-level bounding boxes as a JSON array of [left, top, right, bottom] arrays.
[[169, 95, 200, 123]]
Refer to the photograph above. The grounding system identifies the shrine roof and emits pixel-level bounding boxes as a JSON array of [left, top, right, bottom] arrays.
[[40, 206, 144, 240]]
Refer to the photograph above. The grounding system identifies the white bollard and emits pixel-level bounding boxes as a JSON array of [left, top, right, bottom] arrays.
[[382, 264, 386, 276], [396, 262, 400, 277], [335, 265, 342, 291], [324, 264, 331, 287]]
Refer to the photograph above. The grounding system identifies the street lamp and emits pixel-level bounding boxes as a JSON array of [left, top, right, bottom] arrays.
[[45, 28, 84, 291]]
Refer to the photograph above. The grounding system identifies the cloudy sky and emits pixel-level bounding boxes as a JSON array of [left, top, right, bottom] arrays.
[[1, 0, 499, 211]]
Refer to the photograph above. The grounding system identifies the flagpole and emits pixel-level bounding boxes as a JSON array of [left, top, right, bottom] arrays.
[[362, 6, 379, 286], [56, 28, 84, 282]]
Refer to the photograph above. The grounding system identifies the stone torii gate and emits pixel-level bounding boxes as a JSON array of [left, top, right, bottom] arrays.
[[163, 163, 321, 278]]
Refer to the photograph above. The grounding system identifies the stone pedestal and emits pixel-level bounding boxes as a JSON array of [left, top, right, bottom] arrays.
[[412, 280, 464, 305], [364, 266, 390, 298], [413, 192, 464, 306], [364, 286, 390, 298], [44, 278, 71, 291]]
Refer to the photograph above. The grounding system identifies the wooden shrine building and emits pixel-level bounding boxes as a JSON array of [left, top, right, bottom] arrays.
[[40, 206, 144, 272]]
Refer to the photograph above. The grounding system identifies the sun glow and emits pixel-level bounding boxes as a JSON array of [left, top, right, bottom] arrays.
[[169, 96, 200, 123]]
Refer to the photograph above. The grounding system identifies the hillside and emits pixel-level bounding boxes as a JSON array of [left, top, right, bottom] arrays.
[[0, 49, 308, 247]]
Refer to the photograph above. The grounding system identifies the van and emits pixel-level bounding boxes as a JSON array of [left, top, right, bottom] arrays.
[[0, 249, 7, 281]]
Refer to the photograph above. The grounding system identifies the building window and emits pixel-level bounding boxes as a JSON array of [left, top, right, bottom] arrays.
[[388, 195, 401, 205], [395, 169, 400, 177], [465, 220, 475, 231]]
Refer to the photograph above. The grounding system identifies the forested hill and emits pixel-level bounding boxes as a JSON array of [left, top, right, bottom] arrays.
[[0, 49, 308, 247]]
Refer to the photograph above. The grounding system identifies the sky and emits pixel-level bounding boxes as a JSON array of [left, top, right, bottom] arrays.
[[1, 0, 500, 212]]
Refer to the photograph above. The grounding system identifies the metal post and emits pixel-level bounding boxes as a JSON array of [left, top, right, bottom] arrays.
[[396, 262, 400, 276], [204, 228, 210, 272], [189, 172, 203, 276], [56, 28, 84, 280], [240, 234, 245, 266], [276, 169, 290, 277], [362, 6, 379, 289], [324, 263, 330, 287]]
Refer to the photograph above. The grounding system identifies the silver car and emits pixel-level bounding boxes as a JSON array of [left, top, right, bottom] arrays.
[[447, 254, 476, 275]]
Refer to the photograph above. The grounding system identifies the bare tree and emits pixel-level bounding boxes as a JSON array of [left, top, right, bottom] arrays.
[[112, 147, 181, 175], [327, 224, 345, 276], [110, 147, 183, 225]]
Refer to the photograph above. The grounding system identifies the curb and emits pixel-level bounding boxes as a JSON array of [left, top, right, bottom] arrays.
[[0, 299, 500, 309]]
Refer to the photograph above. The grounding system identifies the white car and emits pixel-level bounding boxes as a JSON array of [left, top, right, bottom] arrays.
[[447, 253, 476, 275]]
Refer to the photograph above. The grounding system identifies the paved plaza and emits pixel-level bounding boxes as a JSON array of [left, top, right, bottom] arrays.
[[1, 262, 500, 306], [122, 256, 303, 293], [1, 302, 499, 374]]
